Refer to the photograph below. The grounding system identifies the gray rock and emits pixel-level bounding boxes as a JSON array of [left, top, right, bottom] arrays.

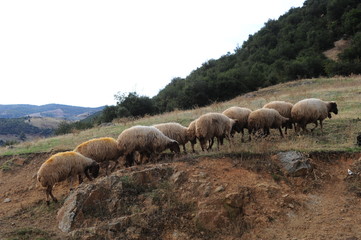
[[3, 198, 11, 203], [276, 151, 312, 176]]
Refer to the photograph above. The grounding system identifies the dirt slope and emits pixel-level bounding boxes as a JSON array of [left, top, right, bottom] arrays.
[[0, 152, 361, 239]]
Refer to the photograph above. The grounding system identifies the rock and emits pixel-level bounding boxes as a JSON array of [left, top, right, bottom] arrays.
[[276, 151, 312, 176], [57, 166, 174, 234], [3, 198, 11, 203], [214, 186, 225, 193], [195, 210, 228, 230]]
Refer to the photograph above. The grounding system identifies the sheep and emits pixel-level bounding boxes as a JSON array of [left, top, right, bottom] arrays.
[[248, 108, 289, 138], [263, 101, 294, 134], [153, 122, 196, 153], [37, 151, 99, 205], [74, 137, 122, 175], [116, 125, 180, 167], [291, 98, 338, 133], [222, 106, 252, 142], [195, 112, 241, 151], [186, 120, 197, 152]]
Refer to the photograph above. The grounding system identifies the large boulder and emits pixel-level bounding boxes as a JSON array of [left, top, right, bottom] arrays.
[[275, 151, 313, 176], [57, 165, 174, 235]]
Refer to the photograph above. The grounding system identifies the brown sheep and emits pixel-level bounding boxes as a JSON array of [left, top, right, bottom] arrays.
[[291, 98, 338, 133], [222, 106, 252, 142], [37, 151, 99, 205], [263, 101, 294, 134], [153, 122, 195, 153], [116, 125, 180, 167], [74, 137, 122, 175], [195, 112, 241, 151], [248, 108, 289, 138]]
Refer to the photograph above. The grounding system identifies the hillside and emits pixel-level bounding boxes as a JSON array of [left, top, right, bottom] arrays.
[[0, 76, 360, 239], [0, 104, 104, 120], [150, 0, 361, 113]]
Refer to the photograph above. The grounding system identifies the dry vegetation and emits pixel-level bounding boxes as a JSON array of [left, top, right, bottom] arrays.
[[1, 76, 360, 157]]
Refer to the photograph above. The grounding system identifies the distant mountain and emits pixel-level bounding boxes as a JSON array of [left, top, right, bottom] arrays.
[[0, 104, 105, 120]]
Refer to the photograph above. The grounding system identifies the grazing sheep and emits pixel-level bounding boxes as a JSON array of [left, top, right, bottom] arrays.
[[263, 101, 294, 134], [37, 151, 99, 205], [291, 98, 338, 133], [195, 112, 241, 151], [248, 108, 289, 138], [153, 122, 195, 153], [116, 125, 180, 167], [74, 137, 121, 175], [222, 106, 252, 142], [186, 120, 198, 152]]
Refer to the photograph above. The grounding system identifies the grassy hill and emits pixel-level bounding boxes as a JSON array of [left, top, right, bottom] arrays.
[[1, 75, 360, 156]]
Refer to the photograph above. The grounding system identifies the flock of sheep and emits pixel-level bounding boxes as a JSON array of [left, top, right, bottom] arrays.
[[37, 98, 338, 204]]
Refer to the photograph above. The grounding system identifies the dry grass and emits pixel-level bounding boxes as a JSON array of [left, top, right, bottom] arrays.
[[1, 76, 360, 156]]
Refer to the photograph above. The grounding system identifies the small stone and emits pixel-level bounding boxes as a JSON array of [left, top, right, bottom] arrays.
[[3, 198, 11, 203], [214, 186, 225, 193]]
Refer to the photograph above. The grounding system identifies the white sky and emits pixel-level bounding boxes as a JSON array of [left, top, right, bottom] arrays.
[[0, 0, 305, 108]]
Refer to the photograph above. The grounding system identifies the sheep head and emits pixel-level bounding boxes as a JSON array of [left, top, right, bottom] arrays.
[[84, 162, 100, 180], [231, 119, 242, 134], [167, 140, 180, 153], [328, 101, 338, 116]]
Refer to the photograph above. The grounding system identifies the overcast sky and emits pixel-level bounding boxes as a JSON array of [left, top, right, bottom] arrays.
[[0, 0, 305, 108]]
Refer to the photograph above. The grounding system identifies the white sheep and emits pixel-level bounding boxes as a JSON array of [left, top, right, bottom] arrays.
[[263, 101, 294, 134], [195, 112, 241, 151], [74, 137, 122, 175], [291, 98, 338, 133], [248, 108, 289, 138], [153, 122, 196, 153], [116, 125, 180, 167], [37, 151, 99, 205], [222, 106, 252, 142]]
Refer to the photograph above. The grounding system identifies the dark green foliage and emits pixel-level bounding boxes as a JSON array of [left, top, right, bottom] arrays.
[[98, 0, 360, 116], [97, 92, 157, 123], [54, 120, 93, 135], [0, 118, 52, 137]]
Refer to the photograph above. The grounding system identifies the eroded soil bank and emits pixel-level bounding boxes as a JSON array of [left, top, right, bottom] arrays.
[[0, 151, 360, 240]]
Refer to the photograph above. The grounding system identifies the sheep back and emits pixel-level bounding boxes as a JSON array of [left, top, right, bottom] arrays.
[[263, 101, 293, 118], [153, 122, 189, 145], [248, 108, 288, 131], [117, 125, 180, 155], [74, 137, 120, 163], [222, 107, 252, 129], [195, 112, 235, 141]]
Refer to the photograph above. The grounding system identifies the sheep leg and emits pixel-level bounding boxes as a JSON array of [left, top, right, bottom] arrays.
[[207, 138, 214, 151], [216, 137, 221, 151], [191, 143, 195, 153], [263, 128, 270, 137], [125, 153, 134, 167], [46, 185, 57, 205], [182, 144, 187, 153], [278, 127, 284, 138], [78, 174, 83, 184], [319, 120, 323, 132]]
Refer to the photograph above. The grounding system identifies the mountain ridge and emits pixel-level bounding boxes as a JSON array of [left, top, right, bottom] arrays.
[[0, 103, 104, 120]]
